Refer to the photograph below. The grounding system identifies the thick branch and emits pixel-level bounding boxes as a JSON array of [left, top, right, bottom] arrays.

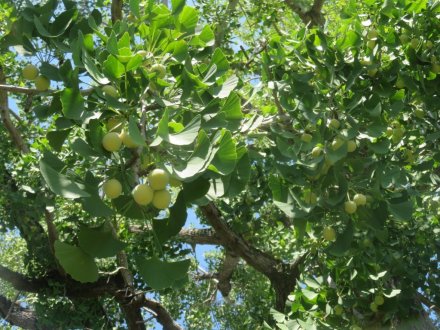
[[0, 68, 29, 153], [111, 0, 123, 23], [141, 297, 183, 330], [284, 0, 325, 26], [417, 292, 440, 315], [216, 251, 240, 297], [200, 202, 304, 310], [0, 295, 48, 330]]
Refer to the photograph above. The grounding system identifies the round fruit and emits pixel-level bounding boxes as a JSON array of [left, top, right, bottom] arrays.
[[344, 201, 357, 214], [102, 132, 122, 152], [334, 305, 343, 316], [392, 127, 404, 143], [22, 64, 39, 80], [329, 118, 340, 129], [386, 127, 393, 137], [151, 64, 166, 78], [304, 191, 317, 205], [106, 117, 124, 132], [132, 184, 154, 205], [370, 302, 378, 312], [103, 179, 122, 199], [331, 138, 344, 151], [374, 295, 384, 306], [432, 63, 440, 74], [367, 40, 376, 49], [347, 140, 357, 152], [311, 146, 322, 158], [367, 68, 378, 77], [414, 109, 424, 119], [152, 190, 171, 209], [119, 130, 139, 148], [367, 29, 378, 40], [399, 34, 409, 44], [148, 169, 169, 190], [323, 227, 336, 241], [353, 193, 367, 206], [301, 133, 313, 143], [136, 50, 148, 57], [395, 78, 405, 89], [426, 40, 433, 49], [35, 76, 50, 91], [102, 85, 119, 98], [410, 38, 419, 49]]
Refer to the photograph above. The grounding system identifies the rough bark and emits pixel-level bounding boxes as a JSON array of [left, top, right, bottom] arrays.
[[200, 202, 305, 310], [0, 295, 49, 330], [111, 0, 123, 23], [142, 297, 183, 330], [216, 251, 240, 297]]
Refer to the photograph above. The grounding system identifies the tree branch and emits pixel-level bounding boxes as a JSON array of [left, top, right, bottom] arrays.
[[215, 0, 240, 47], [0, 294, 49, 330], [141, 297, 183, 330], [0, 68, 29, 153], [216, 251, 240, 298], [111, 0, 123, 23], [0, 84, 94, 96], [200, 202, 305, 310], [417, 292, 440, 315], [284, 0, 325, 26]]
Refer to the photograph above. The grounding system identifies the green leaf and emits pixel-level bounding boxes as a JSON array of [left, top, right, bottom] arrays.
[[61, 88, 85, 120], [209, 130, 237, 175], [327, 222, 354, 256], [207, 48, 229, 80], [368, 139, 390, 154], [40, 62, 62, 81], [135, 256, 190, 290], [174, 130, 215, 179], [103, 55, 125, 79], [82, 51, 110, 84], [128, 116, 146, 146], [369, 270, 387, 280], [71, 138, 100, 157], [39, 160, 90, 199], [178, 6, 198, 31], [172, 0, 186, 15], [112, 196, 146, 220], [54, 241, 99, 283], [81, 194, 114, 217], [47, 129, 71, 152], [78, 222, 126, 258], [212, 75, 238, 98], [388, 199, 413, 221], [384, 289, 401, 298], [129, 0, 140, 17], [220, 92, 243, 120], [153, 109, 201, 146], [182, 177, 210, 203], [126, 54, 143, 71]]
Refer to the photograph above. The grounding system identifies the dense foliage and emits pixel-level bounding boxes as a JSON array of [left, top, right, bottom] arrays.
[[0, 0, 439, 329]]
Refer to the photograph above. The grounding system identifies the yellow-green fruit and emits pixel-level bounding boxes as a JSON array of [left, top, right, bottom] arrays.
[[103, 179, 122, 199], [374, 295, 384, 306], [410, 38, 419, 49], [102, 85, 119, 98], [399, 34, 409, 44], [312, 146, 322, 158], [347, 140, 357, 152], [392, 127, 404, 143], [370, 302, 378, 312], [414, 109, 424, 119], [106, 117, 124, 132], [432, 63, 440, 74], [304, 191, 317, 205], [353, 193, 367, 206], [148, 169, 169, 190], [152, 189, 171, 209], [169, 177, 182, 187], [334, 305, 343, 316], [329, 118, 340, 129], [301, 133, 313, 143], [22, 64, 39, 80], [426, 40, 433, 49], [119, 130, 139, 148], [368, 68, 378, 77], [367, 40, 376, 49], [323, 227, 336, 241], [395, 78, 405, 89], [386, 127, 393, 137], [102, 132, 122, 152], [136, 50, 148, 57], [151, 64, 166, 78], [367, 29, 378, 40], [331, 138, 344, 151], [35, 76, 50, 91], [344, 201, 357, 214], [132, 184, 153, 206]]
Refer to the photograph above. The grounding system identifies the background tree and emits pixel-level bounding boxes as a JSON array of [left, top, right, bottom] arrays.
[[0, 0, 439, 329]]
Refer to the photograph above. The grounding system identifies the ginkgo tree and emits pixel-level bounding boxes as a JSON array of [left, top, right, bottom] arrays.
[[0, 0, 439, 329]]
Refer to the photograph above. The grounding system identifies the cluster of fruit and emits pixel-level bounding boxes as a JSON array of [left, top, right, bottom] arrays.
[[22, 64, 51, 91], [103, 169, 172, 209]]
